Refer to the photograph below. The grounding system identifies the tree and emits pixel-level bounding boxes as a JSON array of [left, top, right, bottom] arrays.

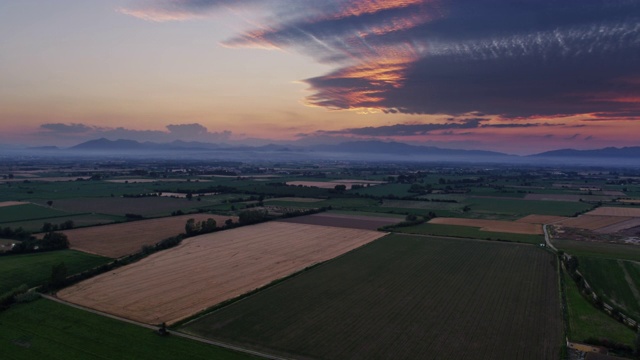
[[225, 218, 234, 226], [239, 209, 269, 225], [634, 332, 640, 359], [46, 200, 53, 207], [201, 218, 217, 233], [49, 262, 68, 287], [185, 218, 199, 236], [42, 222, 54, 232], [334, 184, 347, 192], [42, 232, 69, 250]]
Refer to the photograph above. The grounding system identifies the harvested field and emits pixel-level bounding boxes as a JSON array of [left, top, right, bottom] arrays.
[[556, 215, 632, 230], [57, 222, 385, 325], [429, 217, 542, 234], [516, 214, 568, 224], [278, 212, 401, 230], [0, 201, 28, 207], [595, 218, 640, 234], [58, 214, 237, 258], [182, 234, 563, 360], [618, 199, 640, 204], [586, 207, 640, 217]]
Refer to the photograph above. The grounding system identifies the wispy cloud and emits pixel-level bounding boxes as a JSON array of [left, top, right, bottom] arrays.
[[121, 0, 640, 119]]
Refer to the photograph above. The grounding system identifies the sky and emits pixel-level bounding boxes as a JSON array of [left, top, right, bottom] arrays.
[[1, 0, 639, 155]]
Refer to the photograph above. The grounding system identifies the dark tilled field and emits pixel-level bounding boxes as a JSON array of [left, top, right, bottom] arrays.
[[277, 213, 400, 230], [181, 234, 563, 360]]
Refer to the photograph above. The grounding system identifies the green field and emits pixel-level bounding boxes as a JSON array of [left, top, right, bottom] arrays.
[[49, 197, 209, 217], [349, 183, 413, 197], [466, 197, 593, 218], [0, 204, 79, 224], [394, 223, 545, 244], [0, 299, 255, 360], [552, 239, 640, 262], [579, 257, 640, 319], [0, 250, 110, 294], [182, 235, 562, 360], [381, 199, 464, 211], [3, 214, 126, 233], [563, 272, 636, 346]]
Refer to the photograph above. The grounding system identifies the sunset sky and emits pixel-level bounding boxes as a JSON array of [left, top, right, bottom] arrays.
[[1, 0, 639, 154]]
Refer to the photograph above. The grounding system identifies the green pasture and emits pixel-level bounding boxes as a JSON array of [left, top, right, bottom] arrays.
[[563, 272, 636, 346], [466, 197, 593, 217], [552, 239, 640, 262], [579, 257, 640, 319], [0, 250, 110, 295], [0, 204, 79, 224], [0, 299, 255, 360]]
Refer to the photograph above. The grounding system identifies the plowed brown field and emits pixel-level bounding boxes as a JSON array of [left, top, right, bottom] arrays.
[[556, 215, 632, 230], [429, 217, 542, 234], [587, 207, 640, 217], [58, 214, 236, 258], [0, 201, 28, 208], [57, 222, 385, 325]]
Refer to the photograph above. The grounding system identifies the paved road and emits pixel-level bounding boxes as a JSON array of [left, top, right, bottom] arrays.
[[543, 224, 558, 252]]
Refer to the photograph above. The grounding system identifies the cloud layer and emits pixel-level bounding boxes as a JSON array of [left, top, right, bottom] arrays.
[[39, 123, 232, 143], [122, 0, 640, 119]]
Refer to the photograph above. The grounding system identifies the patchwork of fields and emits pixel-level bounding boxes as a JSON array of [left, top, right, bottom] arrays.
[[58, 222, 385, 325], [182, 234, 563, 359], [57, 214, 237, 258]]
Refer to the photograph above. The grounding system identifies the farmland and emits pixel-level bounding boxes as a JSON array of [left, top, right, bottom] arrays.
[[587, 206, 640, 217], [57, 214, 237, 258], [0, 203, 79, 224], [395, 223, 544, 244], [563, 272, 636, 346], [181, 234, 562, 360], [0, 250, 110, 294], [428, 217, 543, 234], [465, 197, 593, 218], [579, 257, 640, 319], [58, 222, 385, 325], [0, 299, 254, 360], [3, 158, 640, 356], [48, 197, 207, 217], [551, 239, 640, 262], [277, 212, 401, 230]]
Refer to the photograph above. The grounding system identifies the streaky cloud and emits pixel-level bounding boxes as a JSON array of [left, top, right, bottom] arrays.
[[122, 0, 640, 120]]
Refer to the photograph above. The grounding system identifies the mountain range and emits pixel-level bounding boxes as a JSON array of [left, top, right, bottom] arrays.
[[13, 138, 640, 165]]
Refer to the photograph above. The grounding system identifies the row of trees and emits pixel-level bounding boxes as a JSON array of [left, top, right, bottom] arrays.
[[41, 220, 74, 232], [9, 232, 69, 254]]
